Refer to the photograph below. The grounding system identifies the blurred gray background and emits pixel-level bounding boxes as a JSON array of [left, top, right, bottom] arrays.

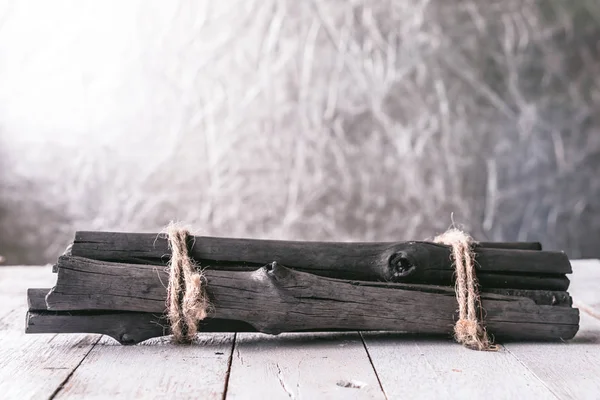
[[1, 0, 599, 265]]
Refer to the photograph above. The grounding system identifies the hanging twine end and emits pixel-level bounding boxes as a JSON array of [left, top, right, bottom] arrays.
[[454, 319, 498, 351]]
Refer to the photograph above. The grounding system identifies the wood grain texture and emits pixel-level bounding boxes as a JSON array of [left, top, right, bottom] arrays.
[[71, 232, 568, 289], [361, 333, 557, 399], [44, 256, 580, 341], [27, 311, 169, 345], [72, 231, 545, 266], [499, 260, 600, 399], [27, 285, 574, 345], [0, 334, 100, 400], [52, 334, 234, 400], [30, 285, 575, 311], [227, 332, 384, 399], [27, 311, 254, 346], [0, 266, 99, 400], [503, 312, 600, 399]]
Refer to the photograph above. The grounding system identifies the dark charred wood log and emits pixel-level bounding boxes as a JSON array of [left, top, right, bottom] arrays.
[[27, 290, 256, 345], [27, 311, 170, 345], [69, 231, 568, 288], [29, 285, 574, 310], [28, 231, 576, 345], [476, 242, 542, 250], [40, 257, 579, 344], [402, 270, 569, 291], [25, 308, 579, 346]]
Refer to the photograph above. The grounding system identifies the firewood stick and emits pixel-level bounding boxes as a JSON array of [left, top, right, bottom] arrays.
[[43, 257, 579, 343], [25, 309, 579, 346], [29, 286, 575, 310], [69, 232, 568, 284]]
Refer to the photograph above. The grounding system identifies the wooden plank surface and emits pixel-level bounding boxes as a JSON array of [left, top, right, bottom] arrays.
[[362, 259, 600, 400], [502, 259, 600, 400], [53, 334, 234, 400], [0, 333, 99, 400], [0, 260, 599, 399], [504, 313, 600, 400], [0, 266, 99, 400], [226, 332, 384, 399], [361, 333, 557, 399]]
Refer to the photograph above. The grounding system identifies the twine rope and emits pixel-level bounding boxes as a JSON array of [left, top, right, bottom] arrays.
[[166, 225, 209, 343], [165, 224, 495, 349], [434, 228, 498, 351]]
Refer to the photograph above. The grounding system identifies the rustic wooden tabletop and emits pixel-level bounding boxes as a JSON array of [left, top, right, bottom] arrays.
[[1, 260, 599, 399]]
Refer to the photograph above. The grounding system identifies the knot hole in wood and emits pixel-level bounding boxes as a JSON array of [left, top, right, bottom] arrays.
[[389, 252, 416, 281]]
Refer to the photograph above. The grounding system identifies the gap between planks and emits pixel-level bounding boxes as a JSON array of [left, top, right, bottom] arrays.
[[502, 344, 560, 399], [500, 260, 600, 400], [50, 334, 236, 399], [359, 332, 388, 400], [0, 266, 102, 400], [48, 336, 102, 400], [225, 331, 386, 399], [222, 332, 237, 400], [359, 260, 600, 400]]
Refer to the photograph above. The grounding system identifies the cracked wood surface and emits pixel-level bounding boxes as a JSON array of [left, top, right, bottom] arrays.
[[226, 332, 384, 399], [2, 260, 600, 399], [361, 333, 557, 399], [52, 335, 235, 399], [502, 260, 600, 399], [0, 267, 99, 400], [43, 256, 579, 340], [70, 232, 570, 290]]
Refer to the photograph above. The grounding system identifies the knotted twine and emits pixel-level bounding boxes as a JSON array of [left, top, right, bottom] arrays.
[[166, 225, 209, 343], [434, 228, 498, 351]]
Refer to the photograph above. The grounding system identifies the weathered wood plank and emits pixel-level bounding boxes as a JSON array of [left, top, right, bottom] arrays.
[[503, 312, 600, 399], [498, 260, 600, 399], [226, 332, 384, 399], [0, 333, 100, 400], [361, 334, 558, 399], [44, 257, 580, 341], [354, 261, 600, 399], [52, 334, 234, 400], [0, 266, 99, 400]]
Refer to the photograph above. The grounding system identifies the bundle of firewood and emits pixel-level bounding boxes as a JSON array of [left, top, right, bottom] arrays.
[[26, 231, 579, 345]]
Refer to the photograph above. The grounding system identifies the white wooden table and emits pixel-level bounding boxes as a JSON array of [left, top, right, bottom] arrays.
[[1, 260, 599, 399]]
